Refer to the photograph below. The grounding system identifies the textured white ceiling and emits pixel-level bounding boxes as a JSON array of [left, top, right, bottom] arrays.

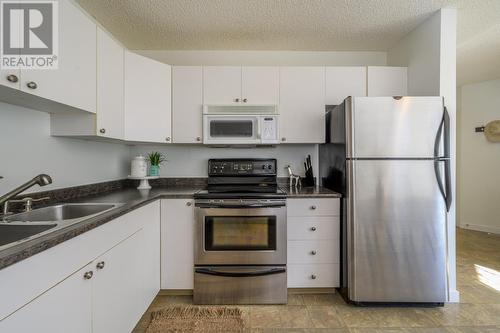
[[76, 0, 500, 84]]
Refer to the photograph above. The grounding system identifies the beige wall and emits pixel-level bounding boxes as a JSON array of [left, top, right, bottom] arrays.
[[459, 79, 500, 233]]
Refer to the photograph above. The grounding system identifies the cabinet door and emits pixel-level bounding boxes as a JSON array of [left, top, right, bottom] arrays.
[[241, 66, 279, 104], [279, 67, 325, 143], [92, 231, 144, 333], [325, 67, 366, 105], [172, 66, 203, 143], [0, 263, 93, 333], [124, 51, 172, 143], [96, 28, 124, 139], [161, 199, 195, 289], [367, 66, 408, 97], [203, 66, 241, 104], [20, 0, 96, 113]]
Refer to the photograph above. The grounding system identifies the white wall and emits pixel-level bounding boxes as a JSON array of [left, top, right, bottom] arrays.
[[387, 8, 459, 302], [459, 79, 500, 233], [129, 144, 318, 179], [0, 103, 130, 193], [134, 50, 387, 66]]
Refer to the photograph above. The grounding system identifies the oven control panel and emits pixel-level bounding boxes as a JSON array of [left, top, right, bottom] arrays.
[[208, 159, 277, 176]]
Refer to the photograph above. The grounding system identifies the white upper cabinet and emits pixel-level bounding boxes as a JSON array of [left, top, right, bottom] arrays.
[[241, 66, 279, 104], [325, 67, 366, 105], [203, 66, 241, 104], [96, 28, 124, 140], [20, 0, 97, 113], [172, 66, 203, 143], [367, 66, 408, 97], [279, 67, 326, 143], [124, 51, 172, 143]]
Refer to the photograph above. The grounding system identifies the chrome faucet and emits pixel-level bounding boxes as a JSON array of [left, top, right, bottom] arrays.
[[0, 174, 53, 215]]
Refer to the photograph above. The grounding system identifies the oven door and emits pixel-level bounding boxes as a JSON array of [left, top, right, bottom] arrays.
[[195, 204, 286, 265], [203, 115, 261, 144]]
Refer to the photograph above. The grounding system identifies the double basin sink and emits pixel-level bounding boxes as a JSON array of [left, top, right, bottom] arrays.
[[0, 203, 123, 249]]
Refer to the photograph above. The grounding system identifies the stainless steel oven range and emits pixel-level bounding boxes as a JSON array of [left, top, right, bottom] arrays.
[[193, 159, 287, 304]]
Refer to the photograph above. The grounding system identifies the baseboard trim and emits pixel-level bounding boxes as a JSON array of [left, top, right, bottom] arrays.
[[459, 223, 500, 234], [159, 289, 193, 296], [448, 289, 460, 303]]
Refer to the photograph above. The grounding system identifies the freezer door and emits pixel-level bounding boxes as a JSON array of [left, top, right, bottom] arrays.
[[348, 159, 447, 303], [349, 97, 444, 158]]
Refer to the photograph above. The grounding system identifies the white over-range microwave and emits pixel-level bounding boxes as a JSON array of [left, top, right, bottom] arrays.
[[202, 105, 279, 145]]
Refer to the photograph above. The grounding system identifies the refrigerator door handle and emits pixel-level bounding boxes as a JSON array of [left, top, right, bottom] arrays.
[[434, 107, 452, 212]]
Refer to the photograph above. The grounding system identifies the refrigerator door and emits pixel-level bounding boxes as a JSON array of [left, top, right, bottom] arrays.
[[348, 159, 447, 303], [348, 97, 445, 158]]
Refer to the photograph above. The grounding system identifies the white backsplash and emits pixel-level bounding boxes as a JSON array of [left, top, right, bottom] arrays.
[[129, 144, 318, 178]]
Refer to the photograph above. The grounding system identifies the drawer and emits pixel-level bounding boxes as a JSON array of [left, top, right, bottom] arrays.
[[288, 240, 339, 264], [288, 216, 339, 240], [287, 198, 339, 217], [288, 264, 339, 288]]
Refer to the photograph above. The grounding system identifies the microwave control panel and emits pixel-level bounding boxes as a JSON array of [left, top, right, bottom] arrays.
[[261, 116, 279, 144], [208, 159, 277, 176]]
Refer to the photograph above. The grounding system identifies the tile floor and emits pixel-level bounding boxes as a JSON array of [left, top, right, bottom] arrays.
[[134, 228, 500, 332]]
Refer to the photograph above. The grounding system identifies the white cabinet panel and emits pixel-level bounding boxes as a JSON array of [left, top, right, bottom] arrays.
[[288, 240, 339, 264], [279, 67, 325, 143], [124, 51, 172, 143], [20, 0, 96, 113], [203, 66, 241, 104], [288, 264, 339, 288], [0, 263, 93, 333], [241, 66, 279, 104], [326, 66, 366, 105], [367, 66, 408, 97], [288, 216, 339, 241], [96, 28, 124, 139], [172, 66, 203, 143], [161, 199, 195, 289], [140, 201, 161, 310], [92, 231, 144, 333], [287, 198, 340, 216]]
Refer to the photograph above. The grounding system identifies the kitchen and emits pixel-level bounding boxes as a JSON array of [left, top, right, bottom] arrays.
[[1, 0, 499, 332]]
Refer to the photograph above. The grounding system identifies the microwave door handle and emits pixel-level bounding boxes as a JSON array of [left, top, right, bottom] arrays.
[[256, 118, 261, 139]]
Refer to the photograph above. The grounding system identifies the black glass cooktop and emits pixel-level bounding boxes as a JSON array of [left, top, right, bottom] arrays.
[[194, 186, 286, 199]]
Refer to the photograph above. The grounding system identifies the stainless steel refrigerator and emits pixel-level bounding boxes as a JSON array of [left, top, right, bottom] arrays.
[[319, 96, 451, 305]]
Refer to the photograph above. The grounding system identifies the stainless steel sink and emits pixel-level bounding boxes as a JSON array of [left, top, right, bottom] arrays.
[[4, 203, 119, 222], [0, 224, 57, 247]]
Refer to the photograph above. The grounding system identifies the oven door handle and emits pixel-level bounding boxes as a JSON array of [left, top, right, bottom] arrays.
[[195, 267, 286, 277], [197, 203, 286, 208]]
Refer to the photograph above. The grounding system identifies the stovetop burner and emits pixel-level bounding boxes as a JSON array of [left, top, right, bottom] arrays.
[[195, 158, 286, 199]]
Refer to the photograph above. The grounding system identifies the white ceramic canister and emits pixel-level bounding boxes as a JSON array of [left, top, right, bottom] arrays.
[[131, 155, 147, 177]]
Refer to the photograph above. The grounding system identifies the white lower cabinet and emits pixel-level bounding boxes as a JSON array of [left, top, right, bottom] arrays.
[[0, 263, 93, 333], [287, 198, 340, 288], [161, 199, 195, 289], [0, 201, 160, 333]]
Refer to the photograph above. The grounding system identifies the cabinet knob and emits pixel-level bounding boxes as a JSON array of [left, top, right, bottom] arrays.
[[310, 226, 317, 231], [6, 74, 18, 83], [234, 98, 240, 103], [242, 98, 247, 103], [196, 137, 201, 142], [281, 137, 286, 142], [310, 205, 317, 210], [310, 250, 317, 255], [96, 261, 105, 269], [26, 81, 37, 89], [99, 128, 106, 134], [166, 137, 171, 142], [311, 274, 317, 280], [83, 271, 93, 280], [186, 201, 192, 206]]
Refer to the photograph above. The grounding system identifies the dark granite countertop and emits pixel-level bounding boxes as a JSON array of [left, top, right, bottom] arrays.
[[282, 186, 342, 198], [0, 182, 341, 270]]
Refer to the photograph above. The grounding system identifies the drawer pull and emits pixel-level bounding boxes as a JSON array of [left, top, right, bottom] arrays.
[[310, 205, 317, 210], [310, 250, 317, 255], [311, 274, 317, 280], [310, 226, 317, 231]]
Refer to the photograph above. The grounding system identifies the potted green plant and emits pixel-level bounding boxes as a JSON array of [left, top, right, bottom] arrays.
[[147, 151, 166, 176]]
